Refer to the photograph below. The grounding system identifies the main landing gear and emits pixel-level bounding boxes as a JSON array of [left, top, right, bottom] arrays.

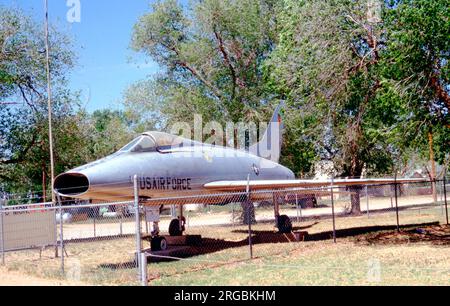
[[273, 193, 293, 233], [169, 216, 186, 236], [276, 214, 293, 233]]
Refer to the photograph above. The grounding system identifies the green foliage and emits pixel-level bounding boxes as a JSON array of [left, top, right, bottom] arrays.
[[380, 0, 449, 167], [130, 0, 283, 119], [0, 7, 85, 197], [87, 110, 134, 160]]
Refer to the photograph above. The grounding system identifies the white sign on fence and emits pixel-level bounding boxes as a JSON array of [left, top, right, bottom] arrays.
[[144, 206, 160, 223], [0, 208, 57, 251]]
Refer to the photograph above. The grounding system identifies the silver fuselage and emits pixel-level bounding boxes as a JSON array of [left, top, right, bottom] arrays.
[[54, 143, 294, 202]]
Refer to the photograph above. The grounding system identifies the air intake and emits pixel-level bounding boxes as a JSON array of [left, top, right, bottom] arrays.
[[54, 173, 89, 196]]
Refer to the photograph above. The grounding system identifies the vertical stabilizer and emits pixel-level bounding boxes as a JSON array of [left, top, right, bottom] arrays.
[[249, 102, 284, 162]]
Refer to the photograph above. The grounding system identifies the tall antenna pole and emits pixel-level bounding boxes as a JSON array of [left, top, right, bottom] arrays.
[[44, 0, 56, 202]]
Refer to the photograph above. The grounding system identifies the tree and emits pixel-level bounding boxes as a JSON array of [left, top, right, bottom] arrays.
[[0, 6, 76, 199], [87, 109, 134, 160], [381, 0, 449, 187], [265, 0, 395, 214], [130, 0, 284, 122]]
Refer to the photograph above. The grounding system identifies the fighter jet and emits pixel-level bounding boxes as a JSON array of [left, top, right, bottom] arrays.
[[54, 104, 424, 248]]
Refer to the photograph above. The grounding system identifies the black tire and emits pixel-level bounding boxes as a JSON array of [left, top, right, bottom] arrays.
[[151, 236, 168, 251], [169, 219, 183, 236], [277, 215, 292, 233], [159, 237, 167, 250]]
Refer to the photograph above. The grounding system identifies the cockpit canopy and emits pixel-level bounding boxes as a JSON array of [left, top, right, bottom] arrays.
[[119, 131, 194, 153]]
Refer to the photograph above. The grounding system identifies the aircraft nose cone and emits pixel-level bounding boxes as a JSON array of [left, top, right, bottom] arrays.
[[54, 173, 89, 196]]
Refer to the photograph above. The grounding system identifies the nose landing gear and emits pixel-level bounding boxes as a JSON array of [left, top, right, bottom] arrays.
[[150, 236, 167, 251], [145, 205, 188, 251]]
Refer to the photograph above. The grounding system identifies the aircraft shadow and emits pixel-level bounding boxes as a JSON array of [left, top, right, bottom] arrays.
[[99, 221, 439, 269]]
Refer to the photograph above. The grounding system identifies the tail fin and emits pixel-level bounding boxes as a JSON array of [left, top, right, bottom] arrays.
[[249, 102, 284, 162]]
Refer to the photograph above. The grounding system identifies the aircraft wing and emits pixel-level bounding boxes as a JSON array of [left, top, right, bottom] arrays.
[[203, 178, 427, 192]]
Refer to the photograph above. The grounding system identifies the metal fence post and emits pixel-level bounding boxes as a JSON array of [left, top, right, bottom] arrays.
[[394, 175, 400, 233], [119, 207, 123, 236], [331, 177, 336, 243], [93, 213, 96, 238], [295, 193, 300, 223], [56, 193, 64, 274], [246, 175, 253, 259], [187, 211, 190, 229], [54, 204, 59, 258], [365, 185, 370, 219], [140, 252, 148, 286], [444, 176, 449, 225], [133, 175, 142, 281], [231, 203, 235, 227], [1, 198, 5, 265]]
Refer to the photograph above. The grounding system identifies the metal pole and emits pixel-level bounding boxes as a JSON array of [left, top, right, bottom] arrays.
[[365, 185, 370, 219], [134, 175, 142, 280], [56, 193, 64, 274], [119, 207, 123, 236], [440, 179, 444, 215], [247, 200, 253, 259], [394, 174, 400, 233], [246, 175, 253, 259], [186, 211, 190, 229], [331, 177, 336, 243], [1, 198, 5, 265], [54, 204, 59, 258], [444, 176, 449, 225], [295, 193, 300, 223], [93, 212, 96, 238], [140, 252, 148, 286], [231, 203, 235, 227], [44, 0, 56, 203]]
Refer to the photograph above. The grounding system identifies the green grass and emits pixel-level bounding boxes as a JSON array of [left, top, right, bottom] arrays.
[[151, 242, 449, 286]]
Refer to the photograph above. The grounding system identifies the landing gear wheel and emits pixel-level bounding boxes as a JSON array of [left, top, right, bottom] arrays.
[[277, 215, 292, 233], [169, 218, 184, 236], [151, 236, 167, 251]]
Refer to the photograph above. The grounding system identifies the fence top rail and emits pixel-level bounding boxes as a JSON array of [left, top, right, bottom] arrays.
[[6, 201, 54, 206], [1, 202, 55, 210], [0, 200, 134, 213], [0, 205, 58, 213]]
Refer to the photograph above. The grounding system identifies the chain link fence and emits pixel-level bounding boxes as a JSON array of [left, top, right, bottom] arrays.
[[0, 179, 448, 285]]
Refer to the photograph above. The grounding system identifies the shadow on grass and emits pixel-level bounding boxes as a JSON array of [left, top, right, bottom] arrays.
[[99, 221, 440, 270]]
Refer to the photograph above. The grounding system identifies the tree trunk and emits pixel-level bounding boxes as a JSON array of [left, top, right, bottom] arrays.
[[349, 186, 362, 215]]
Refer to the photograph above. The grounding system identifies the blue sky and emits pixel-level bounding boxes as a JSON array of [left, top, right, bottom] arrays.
[[3, 0, 161, 112]]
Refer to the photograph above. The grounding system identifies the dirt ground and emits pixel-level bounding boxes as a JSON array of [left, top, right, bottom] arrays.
[[0, 266, 85, 286], [358, 224, 450, 246]]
